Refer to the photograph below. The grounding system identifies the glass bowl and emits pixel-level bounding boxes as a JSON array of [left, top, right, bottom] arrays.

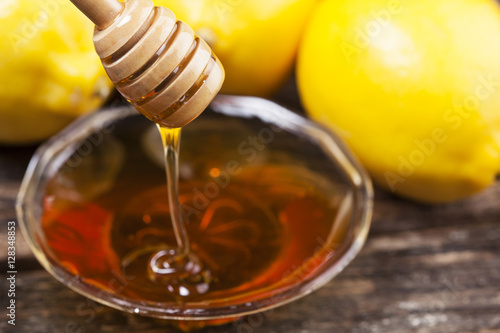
[[16, 95, 373, 322]]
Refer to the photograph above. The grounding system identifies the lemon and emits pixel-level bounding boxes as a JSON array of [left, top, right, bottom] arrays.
[[298, 0, 500, 203], [155, 0, 316, 97], [0, 0, 112, 145]]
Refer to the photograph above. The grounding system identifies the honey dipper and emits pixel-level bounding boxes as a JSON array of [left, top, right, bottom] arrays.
[[70, 0, 225, 127]]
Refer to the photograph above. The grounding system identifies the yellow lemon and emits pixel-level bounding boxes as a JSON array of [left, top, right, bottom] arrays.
[[0, 0, 112, 145], [155, 0, 316, 96], [298, 0, 500, 203]]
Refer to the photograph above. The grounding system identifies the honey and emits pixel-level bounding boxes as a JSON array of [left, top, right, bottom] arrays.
[[40, 118, 348, 305]]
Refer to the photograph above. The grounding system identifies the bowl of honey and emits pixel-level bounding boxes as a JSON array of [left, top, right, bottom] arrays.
[[17, 95, 373, 326]]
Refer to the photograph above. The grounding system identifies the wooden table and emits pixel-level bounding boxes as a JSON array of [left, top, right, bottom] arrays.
[[1, 83, 500, 333]]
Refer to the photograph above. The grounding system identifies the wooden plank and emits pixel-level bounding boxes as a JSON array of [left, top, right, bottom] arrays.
[[0, 146, 39, 264]]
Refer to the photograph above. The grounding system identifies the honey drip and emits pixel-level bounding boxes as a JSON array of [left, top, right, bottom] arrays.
[[118, 126, 212, 297]]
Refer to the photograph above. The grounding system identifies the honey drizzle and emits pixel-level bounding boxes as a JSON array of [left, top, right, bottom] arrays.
[[142, 126, 211, 294], [157, 126, 189, 255]]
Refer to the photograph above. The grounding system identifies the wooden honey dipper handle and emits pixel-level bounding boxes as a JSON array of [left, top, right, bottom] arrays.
[[70, 0, 124, 29]]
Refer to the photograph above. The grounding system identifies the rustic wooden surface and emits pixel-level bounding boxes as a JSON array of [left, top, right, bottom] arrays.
[[1, 81, 500, 333]]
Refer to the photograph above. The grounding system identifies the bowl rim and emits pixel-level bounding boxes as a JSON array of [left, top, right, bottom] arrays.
[[16, 95, 373, 320]]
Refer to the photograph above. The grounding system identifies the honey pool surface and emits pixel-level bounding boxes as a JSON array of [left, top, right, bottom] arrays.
[[40, 116, 349, 305]]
